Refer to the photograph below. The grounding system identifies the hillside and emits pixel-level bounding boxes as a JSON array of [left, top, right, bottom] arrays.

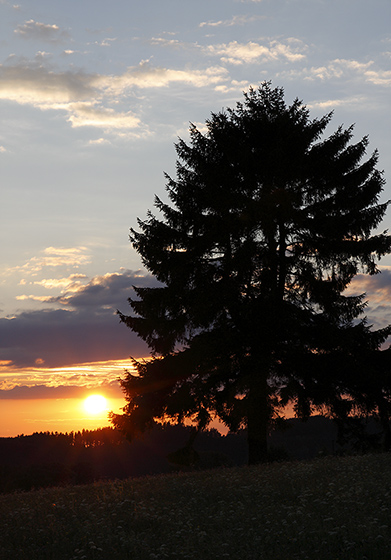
[[1, 453, 391, 560]]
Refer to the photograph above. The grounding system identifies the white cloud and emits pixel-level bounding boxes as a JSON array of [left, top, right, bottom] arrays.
[[308, 59, 374, 80], [282, 58, 391, 86], [0, 145, 6, 153], [149, 37, 190, 49], [205, 39, 307, 65], [14, 19, 70, 43], [67, 102, 141, 129], [95, 37, 117, 47], [364, 69, 391, 86], [0, 59, 229, 131], [97, 61, 229, 92], [88, 137, 109, 146], [307, 95, 369, 111]]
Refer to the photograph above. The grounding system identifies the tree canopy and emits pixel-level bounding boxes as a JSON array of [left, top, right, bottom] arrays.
[[111, 83, 391, 464]]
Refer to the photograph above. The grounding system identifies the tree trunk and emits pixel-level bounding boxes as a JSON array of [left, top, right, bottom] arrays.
[[378, 402, 391, 452], [247, 372, 269, 464]]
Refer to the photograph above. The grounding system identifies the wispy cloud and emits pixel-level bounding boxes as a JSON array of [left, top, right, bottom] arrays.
[[97, 61, 229, 92], [149, 37, 191, 49], [0, 59, 229, 132], [6, 247, 91, 276], [307, 95, 369, 111], [0, 380, 124, 399], [199, 15, 265, 27], [96, 37, 117, 47], [280, 58, 391, 86], [32, 274, 87, 291], [205, 39, 307, 65], [14, 19, 70, 43]]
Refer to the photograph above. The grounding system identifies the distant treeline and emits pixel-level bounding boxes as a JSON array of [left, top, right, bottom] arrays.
[[0, 416, 387, 494]]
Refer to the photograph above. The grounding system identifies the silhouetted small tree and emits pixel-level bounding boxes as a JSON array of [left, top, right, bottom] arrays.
[[111, 83, 391, 464]]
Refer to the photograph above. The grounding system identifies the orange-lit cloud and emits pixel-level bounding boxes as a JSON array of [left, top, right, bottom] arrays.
[[0, 358, 134, 396], [33, 274, 87, 290], [347, 269, 391, 303], [6, 246, 91, 276]]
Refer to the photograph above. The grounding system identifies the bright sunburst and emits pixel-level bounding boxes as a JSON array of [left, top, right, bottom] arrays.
[[83, 394, 108, 415]]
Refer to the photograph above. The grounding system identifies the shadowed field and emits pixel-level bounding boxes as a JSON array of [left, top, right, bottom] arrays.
[[1, 453, 391, 560]]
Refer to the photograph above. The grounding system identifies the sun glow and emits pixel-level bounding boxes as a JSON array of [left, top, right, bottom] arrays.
[[83, 394, 108, 415]]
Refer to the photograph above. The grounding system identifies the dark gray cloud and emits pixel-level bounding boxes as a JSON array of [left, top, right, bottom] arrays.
[[363, 269, 391, 293], [0, 381, 123, 400], [0, 270, 157, 368]]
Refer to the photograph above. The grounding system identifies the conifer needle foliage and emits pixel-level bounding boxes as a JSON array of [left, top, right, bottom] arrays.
[[111, 83, 391, 463]]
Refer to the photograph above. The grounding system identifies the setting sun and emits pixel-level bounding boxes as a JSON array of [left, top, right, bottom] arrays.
[[84, 394, 108, 415]]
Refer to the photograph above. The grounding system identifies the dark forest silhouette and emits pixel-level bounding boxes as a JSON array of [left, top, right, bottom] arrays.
[[1, 417, 389, 494]]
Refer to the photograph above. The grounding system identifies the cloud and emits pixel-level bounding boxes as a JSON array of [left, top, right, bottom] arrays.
[[344, 268, 391, 335], [88, 137, 109, 146], [67, 102, 141, 129], [14, 19, 70, 43], [199, 15, 265, 27], [364, 69, 391, 86], [0, 381, 123, 399], [0, 61, 97, 105], [0, 270, 157, 368], [0, 59, 228, 106], [307, 59, 374, 81], [96, 37, 117, 47], [307, 95, 368, 111], [347, 269, 391, 304], [205, 39, 307, 65], [97, 61, 229, 92], [33, 275, 87, 291], [6, 246, 91, 276], [0, 58, 229, 131], [149, 37, 191, 49], [4, 266, 390, 371], [17, 269, 158, 309], [281, 58, 391, 86]]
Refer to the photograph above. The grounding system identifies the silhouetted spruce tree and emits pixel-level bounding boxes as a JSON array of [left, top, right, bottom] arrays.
[[111, 83, 391, 464]]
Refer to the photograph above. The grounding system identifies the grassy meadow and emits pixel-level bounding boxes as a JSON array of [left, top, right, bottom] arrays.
[[1, 453, 391, 560]]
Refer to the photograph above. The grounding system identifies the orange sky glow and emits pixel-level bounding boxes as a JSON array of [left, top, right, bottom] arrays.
[[0, 358, 132, 437], [0, 356, 298, 437]]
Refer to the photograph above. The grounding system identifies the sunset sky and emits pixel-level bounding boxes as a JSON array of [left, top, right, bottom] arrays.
[[1, 0, 391, 436]]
